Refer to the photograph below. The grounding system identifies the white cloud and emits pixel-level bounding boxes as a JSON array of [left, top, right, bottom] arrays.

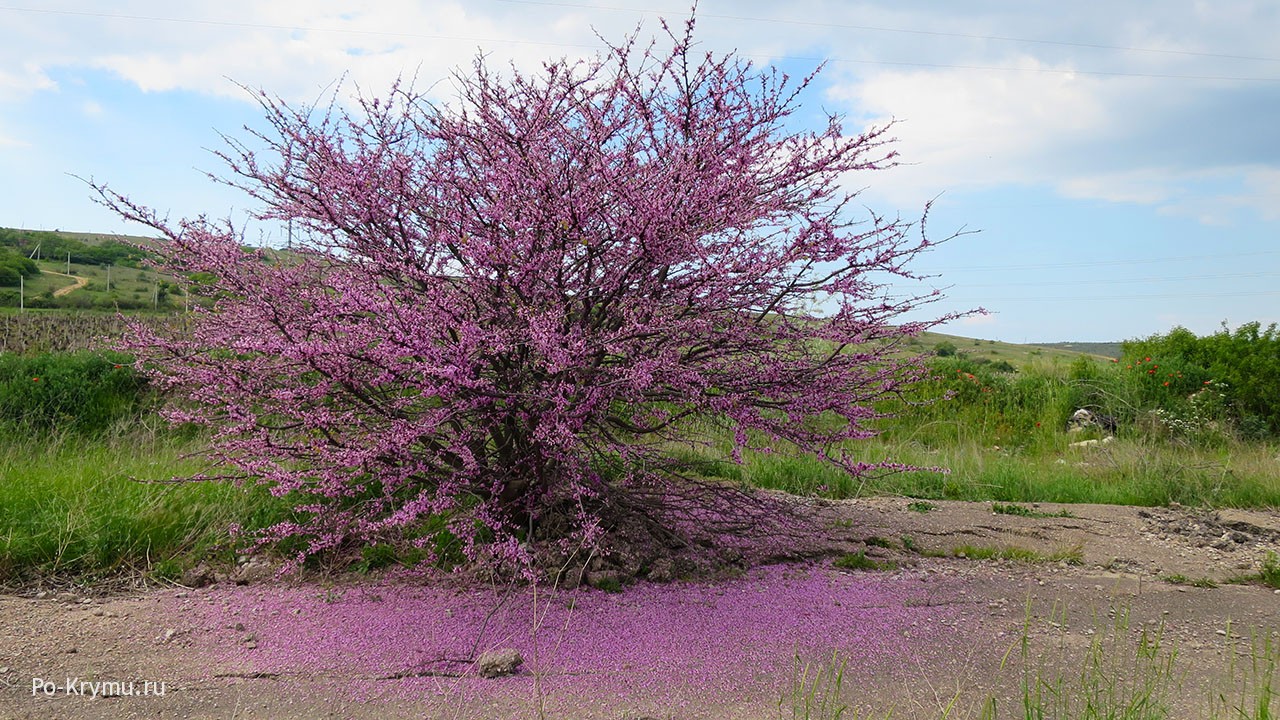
[[1234, 167, 1280, 221], [0, 63, 56, 100], [829, 60, 1113, 206]]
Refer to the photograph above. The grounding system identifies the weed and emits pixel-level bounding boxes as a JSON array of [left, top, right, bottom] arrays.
[[832, 551, 896, 572], [907, 501, 937, 513], [949, 544, 1083, 565], [0, 428, 291, 582], [589, 575, 624, 593], [991, 502, 1075, 519], [778, 650, 851, 720], [864, 536, 896, 549], [1228, 552, 1280, 590], [1014, 606, 1182, 719], [900, 536, 945, 558], [1264, 552, 1280, 589], [1161, 573, 1220, 589]]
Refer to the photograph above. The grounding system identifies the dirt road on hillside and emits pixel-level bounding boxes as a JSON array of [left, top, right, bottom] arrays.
[[2, 499, 1277, 719], [44, 271, 89, 298]]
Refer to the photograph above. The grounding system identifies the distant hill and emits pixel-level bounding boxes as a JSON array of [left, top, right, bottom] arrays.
[[909, 331, 1110, 368], [1029, 341, 1123, 359]]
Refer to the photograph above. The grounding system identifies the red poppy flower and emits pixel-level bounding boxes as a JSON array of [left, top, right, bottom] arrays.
[[1163, 381, 1170, 386], [32, 377, 39, 382]]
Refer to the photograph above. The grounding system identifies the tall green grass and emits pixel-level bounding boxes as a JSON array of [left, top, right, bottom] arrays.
[[0, 351, 150, 433], [679, 353, 1280, 508], [784, 616, 1277, 720], [0, 429, 289, 582]]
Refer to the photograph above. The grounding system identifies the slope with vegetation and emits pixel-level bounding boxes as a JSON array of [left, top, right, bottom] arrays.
[[0, 227, 184, 311]]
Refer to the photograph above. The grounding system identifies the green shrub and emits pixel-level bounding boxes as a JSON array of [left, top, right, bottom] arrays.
[[1124, 323, 1280, 437], [0, 352, 151, 433]]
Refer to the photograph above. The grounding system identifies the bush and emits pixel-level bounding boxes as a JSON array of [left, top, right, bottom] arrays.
[[95, 18, 968, 572], [1123, 323, 1280, 437]]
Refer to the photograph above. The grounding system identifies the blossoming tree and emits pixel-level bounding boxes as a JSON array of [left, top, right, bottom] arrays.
[[98, 20, 965, 572]]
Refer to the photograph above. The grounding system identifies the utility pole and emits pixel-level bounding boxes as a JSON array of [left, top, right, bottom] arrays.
[[19, 274, 23, 312], [106, 264, 111, 292], [66, 251, 70, 275]]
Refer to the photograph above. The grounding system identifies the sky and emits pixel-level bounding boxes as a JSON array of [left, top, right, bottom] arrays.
[[0, 1, 1277, 343]]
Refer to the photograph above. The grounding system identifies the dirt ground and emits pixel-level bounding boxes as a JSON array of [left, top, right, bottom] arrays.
[[2, 498, 1277, 720]]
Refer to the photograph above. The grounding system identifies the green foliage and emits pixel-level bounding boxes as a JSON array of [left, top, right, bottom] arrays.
[[991, 502, 1074, 519], [779, 650, 851, 720], [1161, 573, 1219, 588], [0, 432, 291, 581], [0, 227, 150, 267], [0, 249, 39, 287], [0, 352, 152, 434], [832, 550, 895, 571], [1123, 323, 1280, 436]]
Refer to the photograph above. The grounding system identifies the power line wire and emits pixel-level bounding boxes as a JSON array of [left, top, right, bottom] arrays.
[[2, 5, 1278, 82], [917, 250, 1280, 272], [957, 270, 1280, 288], [493, 0, 1280, 64], [945, 289, 1280, 301]]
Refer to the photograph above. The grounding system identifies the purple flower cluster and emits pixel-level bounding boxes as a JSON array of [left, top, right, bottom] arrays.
[[173, 563, 964, 716], [95, 14, 970, 566]]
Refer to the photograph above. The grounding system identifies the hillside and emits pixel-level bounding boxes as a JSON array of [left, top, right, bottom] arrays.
[[1030, 340, 1124, 359], [0, 227, 181, 312], [2, 228, 1127, 363], [909, 330, 1113, 367]]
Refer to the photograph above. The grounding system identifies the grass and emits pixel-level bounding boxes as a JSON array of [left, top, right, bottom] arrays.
[[778, 650, 853, 720], [738, 436, 1280, 509], [1162, 573, 1221, 589], [1010, 607, 1183, 720], [785, 612, 1278, 719], [950, 543, 1084, 565], [0, 428, 290, 582], [1227, 552, 1280, 590], [832, 551, 896, 572], [991, 502, 1076, 519]]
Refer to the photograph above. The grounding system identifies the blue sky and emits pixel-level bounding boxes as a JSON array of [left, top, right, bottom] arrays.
[[1, 1, 1276, 343]]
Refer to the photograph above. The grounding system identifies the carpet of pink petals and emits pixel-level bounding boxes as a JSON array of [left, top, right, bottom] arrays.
[[172, 562, 967, 716]]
